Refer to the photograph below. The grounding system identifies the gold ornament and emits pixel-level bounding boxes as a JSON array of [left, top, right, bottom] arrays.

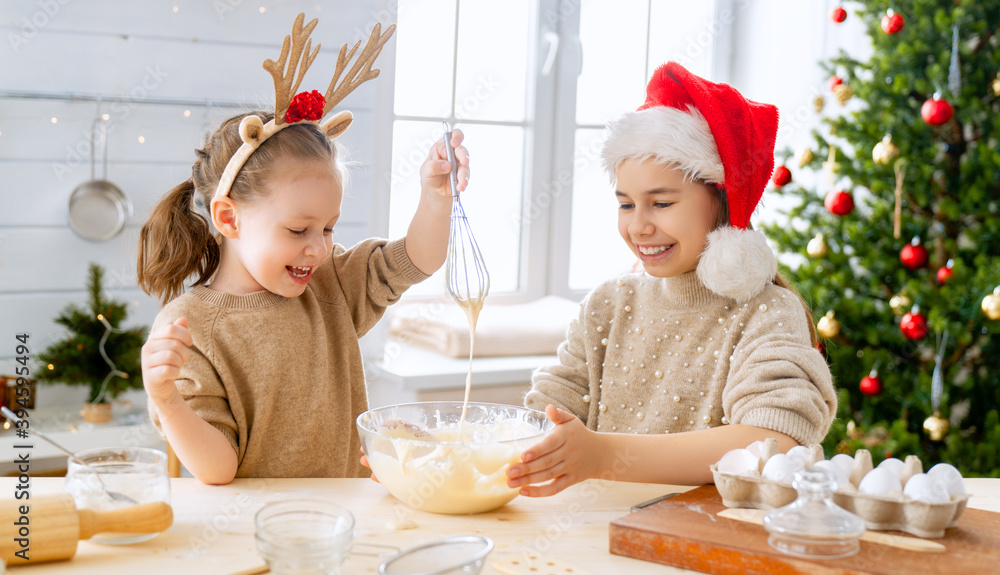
[[822, 146, 840, 185], [813, 95, 826, 113], [923, 412, 950, 441], [807, 233, 828, 258], [833, 84, 854, 105], [872, 134, 900, 165], [991, 73, 1000, 97], [889, 293, 912, 316], [817, 310, 841, 338], [983, 286, 1000, 320], [796, 147, 814, 168]]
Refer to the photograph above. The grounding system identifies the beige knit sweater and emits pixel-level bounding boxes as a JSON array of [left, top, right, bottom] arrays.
[[148, 238, 428, 478], [525, 272, 837, 445]]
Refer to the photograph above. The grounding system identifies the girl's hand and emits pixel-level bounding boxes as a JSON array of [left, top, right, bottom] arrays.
[[359, 447, 380, 483], [420, 128, 470, 200], [140, 318, 192, 406], [507, 405, 604, 497]]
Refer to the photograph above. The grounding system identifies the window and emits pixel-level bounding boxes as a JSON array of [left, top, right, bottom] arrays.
[[389, 0, 725, 301]]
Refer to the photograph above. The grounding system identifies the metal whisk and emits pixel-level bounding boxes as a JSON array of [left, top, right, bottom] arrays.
[[442, 122, 489, 306]]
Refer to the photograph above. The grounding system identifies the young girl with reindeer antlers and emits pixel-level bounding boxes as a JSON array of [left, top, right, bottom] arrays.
[[508, 63, 837, 496], [137, 14, 469, 484]]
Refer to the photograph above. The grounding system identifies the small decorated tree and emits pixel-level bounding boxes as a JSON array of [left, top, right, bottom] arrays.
[[36, 263, 147, 420]]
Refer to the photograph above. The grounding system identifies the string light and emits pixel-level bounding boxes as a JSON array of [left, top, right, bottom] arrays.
[[47, 364, 54, 370], [137, 135, 145, 144], [183, 109, 191, 118], [50, 117, 58, 124], [102, 113, 110, 121], [172, 5, 179, 13], [3, 421, 8, 430], [92, 313, 129, 404], [259, 6, 266, 13]]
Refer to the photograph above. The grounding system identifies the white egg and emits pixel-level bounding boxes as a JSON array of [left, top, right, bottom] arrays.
[[786, 445, 811, 467], [830, 453, 854, 478], [716, 448, 759, 475], [904, 473, 950, 503], [927, 463, 966, 496], [745, 440, 767, 459], [812, 460, 849, 486], [877, 457, 905, 479], [762, 453, 798, 483], [858, 467, 902, 496]]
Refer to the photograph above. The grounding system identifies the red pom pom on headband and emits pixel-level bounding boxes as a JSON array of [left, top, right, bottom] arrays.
[[285, 90, 325, 123], [601, 62, 779, 230]]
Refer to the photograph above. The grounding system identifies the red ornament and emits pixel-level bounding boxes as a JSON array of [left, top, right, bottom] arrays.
[[937, 259, 954, 285], [881, 9, 905, 34], [831, 7, 847, 23], [828, 76, 843, 92], [921, 94, 953, 125], [900, 308, 929, 341], [900, 237, 929, 270], [772, 165, 792, 187], [284, 89, 325, 123], [860, 370, 882, 397], [824, 189, 855, 216]]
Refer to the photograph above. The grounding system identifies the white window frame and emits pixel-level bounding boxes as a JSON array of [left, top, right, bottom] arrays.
[[376, 0, 731, 304]]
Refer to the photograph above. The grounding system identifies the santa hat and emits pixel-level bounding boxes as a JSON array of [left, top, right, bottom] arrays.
[[601, 62, 779, 302]]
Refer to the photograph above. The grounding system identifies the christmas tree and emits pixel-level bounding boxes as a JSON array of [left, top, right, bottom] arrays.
[[764, 0, 1000, 476], [36, 263, 147, 404]]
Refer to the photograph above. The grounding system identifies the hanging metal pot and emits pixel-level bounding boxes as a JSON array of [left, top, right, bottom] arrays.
[[68, 118, 132, 241]]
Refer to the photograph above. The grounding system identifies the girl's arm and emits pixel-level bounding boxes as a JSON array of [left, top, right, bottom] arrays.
[[508, 405, 798, 496], [142, 318, 238, 485], [404, 129, 469, 275]]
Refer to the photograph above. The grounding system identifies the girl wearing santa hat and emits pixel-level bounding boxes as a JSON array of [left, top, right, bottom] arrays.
[[509, 63, 837, 495]]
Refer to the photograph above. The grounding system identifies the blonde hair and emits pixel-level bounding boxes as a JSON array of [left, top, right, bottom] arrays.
[[710, 187, 819, 346], [138, 111, 342, 305]]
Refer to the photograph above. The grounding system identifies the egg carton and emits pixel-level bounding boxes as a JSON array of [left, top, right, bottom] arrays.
[[709, 439, 970, 538]]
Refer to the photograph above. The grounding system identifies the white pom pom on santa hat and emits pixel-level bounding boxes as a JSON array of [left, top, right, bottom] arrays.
[[601, 62, 781, 302]]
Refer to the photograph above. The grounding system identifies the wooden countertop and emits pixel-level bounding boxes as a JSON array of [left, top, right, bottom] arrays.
[[3, 477, 999, 574]]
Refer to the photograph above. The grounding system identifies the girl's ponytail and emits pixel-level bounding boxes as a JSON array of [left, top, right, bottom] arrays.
[[137, 178, 220, 305]]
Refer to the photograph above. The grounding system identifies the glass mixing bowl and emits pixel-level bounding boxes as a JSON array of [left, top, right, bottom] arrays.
[[357, 402, 553, 515]]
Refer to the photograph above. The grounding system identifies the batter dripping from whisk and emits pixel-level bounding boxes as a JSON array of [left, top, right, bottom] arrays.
[[442, 122, 490, 437]]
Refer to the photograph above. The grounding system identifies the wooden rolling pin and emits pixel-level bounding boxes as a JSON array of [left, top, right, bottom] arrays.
[[0, 494, 173, 564]]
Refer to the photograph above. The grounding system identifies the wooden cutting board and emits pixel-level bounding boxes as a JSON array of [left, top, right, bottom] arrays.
[[609, 485, 1000, 574]]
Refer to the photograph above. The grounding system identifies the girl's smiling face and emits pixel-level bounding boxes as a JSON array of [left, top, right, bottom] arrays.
[[215, 156, 343, 297], [615, 157, 720, 278]]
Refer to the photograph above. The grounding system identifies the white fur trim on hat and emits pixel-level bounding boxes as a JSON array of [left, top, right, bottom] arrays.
[[696, 227, 777, 303], [601, 105, 724, 184]]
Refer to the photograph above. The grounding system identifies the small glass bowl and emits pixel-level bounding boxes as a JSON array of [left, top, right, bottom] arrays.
[[64, 446, 171, 545], [379, 536, 494, 575], [255, 499, 355, 575]]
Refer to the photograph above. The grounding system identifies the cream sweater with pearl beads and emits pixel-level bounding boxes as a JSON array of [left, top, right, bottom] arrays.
[[525, 271, 837, 446]]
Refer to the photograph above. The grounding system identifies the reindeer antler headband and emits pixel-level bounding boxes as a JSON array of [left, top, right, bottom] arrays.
[[212, 13, 395, 205]]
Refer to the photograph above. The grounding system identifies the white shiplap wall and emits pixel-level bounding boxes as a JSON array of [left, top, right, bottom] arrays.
[[0, 1, 396, 382]]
